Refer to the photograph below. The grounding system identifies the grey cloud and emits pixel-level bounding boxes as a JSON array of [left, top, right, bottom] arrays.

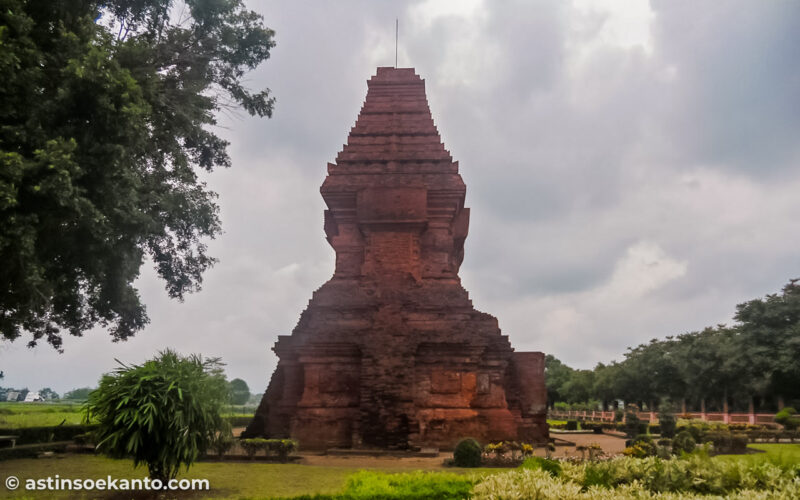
[[2, 0, 799, 392]]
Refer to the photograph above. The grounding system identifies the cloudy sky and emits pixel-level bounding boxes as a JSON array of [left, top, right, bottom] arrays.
[[2, 0, 799, 395]]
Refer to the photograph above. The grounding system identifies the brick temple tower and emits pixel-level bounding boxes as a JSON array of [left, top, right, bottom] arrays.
[[246, 67, 548, 450]]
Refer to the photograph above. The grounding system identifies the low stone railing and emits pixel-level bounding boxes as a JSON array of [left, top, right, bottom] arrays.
[[548, 410, 777, 425]]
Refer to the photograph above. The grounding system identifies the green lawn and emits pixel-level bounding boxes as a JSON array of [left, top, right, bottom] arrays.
[[0, 403, 89, 428], [715, 443, 800, 467], [0, 403, 253, 429], [0, 455, 503, 499]]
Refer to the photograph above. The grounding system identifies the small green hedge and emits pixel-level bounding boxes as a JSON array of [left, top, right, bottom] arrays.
[[452, 438, 482, 467], [270, 470, 474, 500], [240, 438, 298, 461], [0, 424, 98, 446]]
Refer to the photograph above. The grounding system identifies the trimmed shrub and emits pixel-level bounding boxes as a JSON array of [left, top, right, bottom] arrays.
[[659, 413, 677, 438], [211, 433, 234, 459], [623, 408, 641, 438], [673, 430, 696, 454], [705, 431, 749, 454], [453, 438, 482, 468], [566, 420, 578, 430], [267, 438, 298, 462], [241, 438, 268, 458], [775, 407, 799, 430], [520, 456, 562, 477]]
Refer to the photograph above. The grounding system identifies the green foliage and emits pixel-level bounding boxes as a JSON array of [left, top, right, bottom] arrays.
[[271, 470, 475, 500], [673, 430, 697, 454], [0, 402, 87, 427], [0, 0, 275, 348], [239, 438, 296, 461], [474, 454, 800, 498], [582, 461, 616, 488], [659, 412, 677, 438], [548, 279, 800, 408], [775, 407, 799, 430], [566, 420, 578, 430], [520, 456, 562, 477], [37, 387, 59, 400], [624, 436, 658, 458], [705, 431, 750, 454], [229, 378, 251, 405], [85, 349, 229, 481], [224, 415, 255, 427], [63, 388, 94, 401], [0, 423, 96, 445], [241, 437, 268, 458], [623, 406, 642, 438], [340, 470, 473, 500], [268, 438, 299, 462], [211, 431, 234, 459], [453, 438, 482, 468]]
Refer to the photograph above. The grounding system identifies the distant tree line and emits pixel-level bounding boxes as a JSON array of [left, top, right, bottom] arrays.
[[547, 279, 800, 413]]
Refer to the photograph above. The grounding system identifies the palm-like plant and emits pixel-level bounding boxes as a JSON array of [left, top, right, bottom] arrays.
[[85, 350, 229, 482]]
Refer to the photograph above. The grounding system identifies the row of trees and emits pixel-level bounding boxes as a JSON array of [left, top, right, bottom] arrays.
[[547, 279, 800, 412]]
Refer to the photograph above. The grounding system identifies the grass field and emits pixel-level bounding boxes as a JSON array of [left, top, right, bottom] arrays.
[[0, 444, 797, 499], [716, 443, 800, 467], [0, 403, 87, 428], [0, 403, 254, 429], [0, 455, 502, 499]]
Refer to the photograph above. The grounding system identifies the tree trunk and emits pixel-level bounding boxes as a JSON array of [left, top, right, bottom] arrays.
[[722, 388, 729, 415]]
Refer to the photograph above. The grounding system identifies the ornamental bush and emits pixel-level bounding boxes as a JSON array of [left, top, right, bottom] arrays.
[[659, 413, 677, 438], [673, 430, 696, 454], [472, 455, 800, 499], [241, 438, 268, 458], [520, 456, 562, 477], [85, 350, 229, 482], [267, 438, 299, 462], [211, 432, 234, 459], [775, 407, 799, 430], [453, 438, 482, 467]]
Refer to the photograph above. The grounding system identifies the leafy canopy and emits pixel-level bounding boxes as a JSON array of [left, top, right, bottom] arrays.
[[228, 377, 250, 405], [85, 349, 229, 481], [0, 0, 275, 349]]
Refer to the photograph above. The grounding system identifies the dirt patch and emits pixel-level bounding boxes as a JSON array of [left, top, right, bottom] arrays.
[[553, 433, 627, 458]]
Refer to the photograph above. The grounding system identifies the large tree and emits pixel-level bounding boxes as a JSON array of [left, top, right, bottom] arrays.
[[228, 377, 250, 405], [734, 279, 800, 403], [0, 0, 274, 349]]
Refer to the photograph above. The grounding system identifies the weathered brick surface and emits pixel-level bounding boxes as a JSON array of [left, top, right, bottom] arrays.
[[247, 67, 548, 450]]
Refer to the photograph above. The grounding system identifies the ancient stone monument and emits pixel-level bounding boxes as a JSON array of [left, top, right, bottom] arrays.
[[246, 67, 547, 450]]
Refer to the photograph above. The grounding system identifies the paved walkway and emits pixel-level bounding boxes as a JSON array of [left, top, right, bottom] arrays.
[[551, 432, 627, 458]]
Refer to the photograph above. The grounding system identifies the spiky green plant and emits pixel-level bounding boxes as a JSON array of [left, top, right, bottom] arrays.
[[85, 349, 229, 481]]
